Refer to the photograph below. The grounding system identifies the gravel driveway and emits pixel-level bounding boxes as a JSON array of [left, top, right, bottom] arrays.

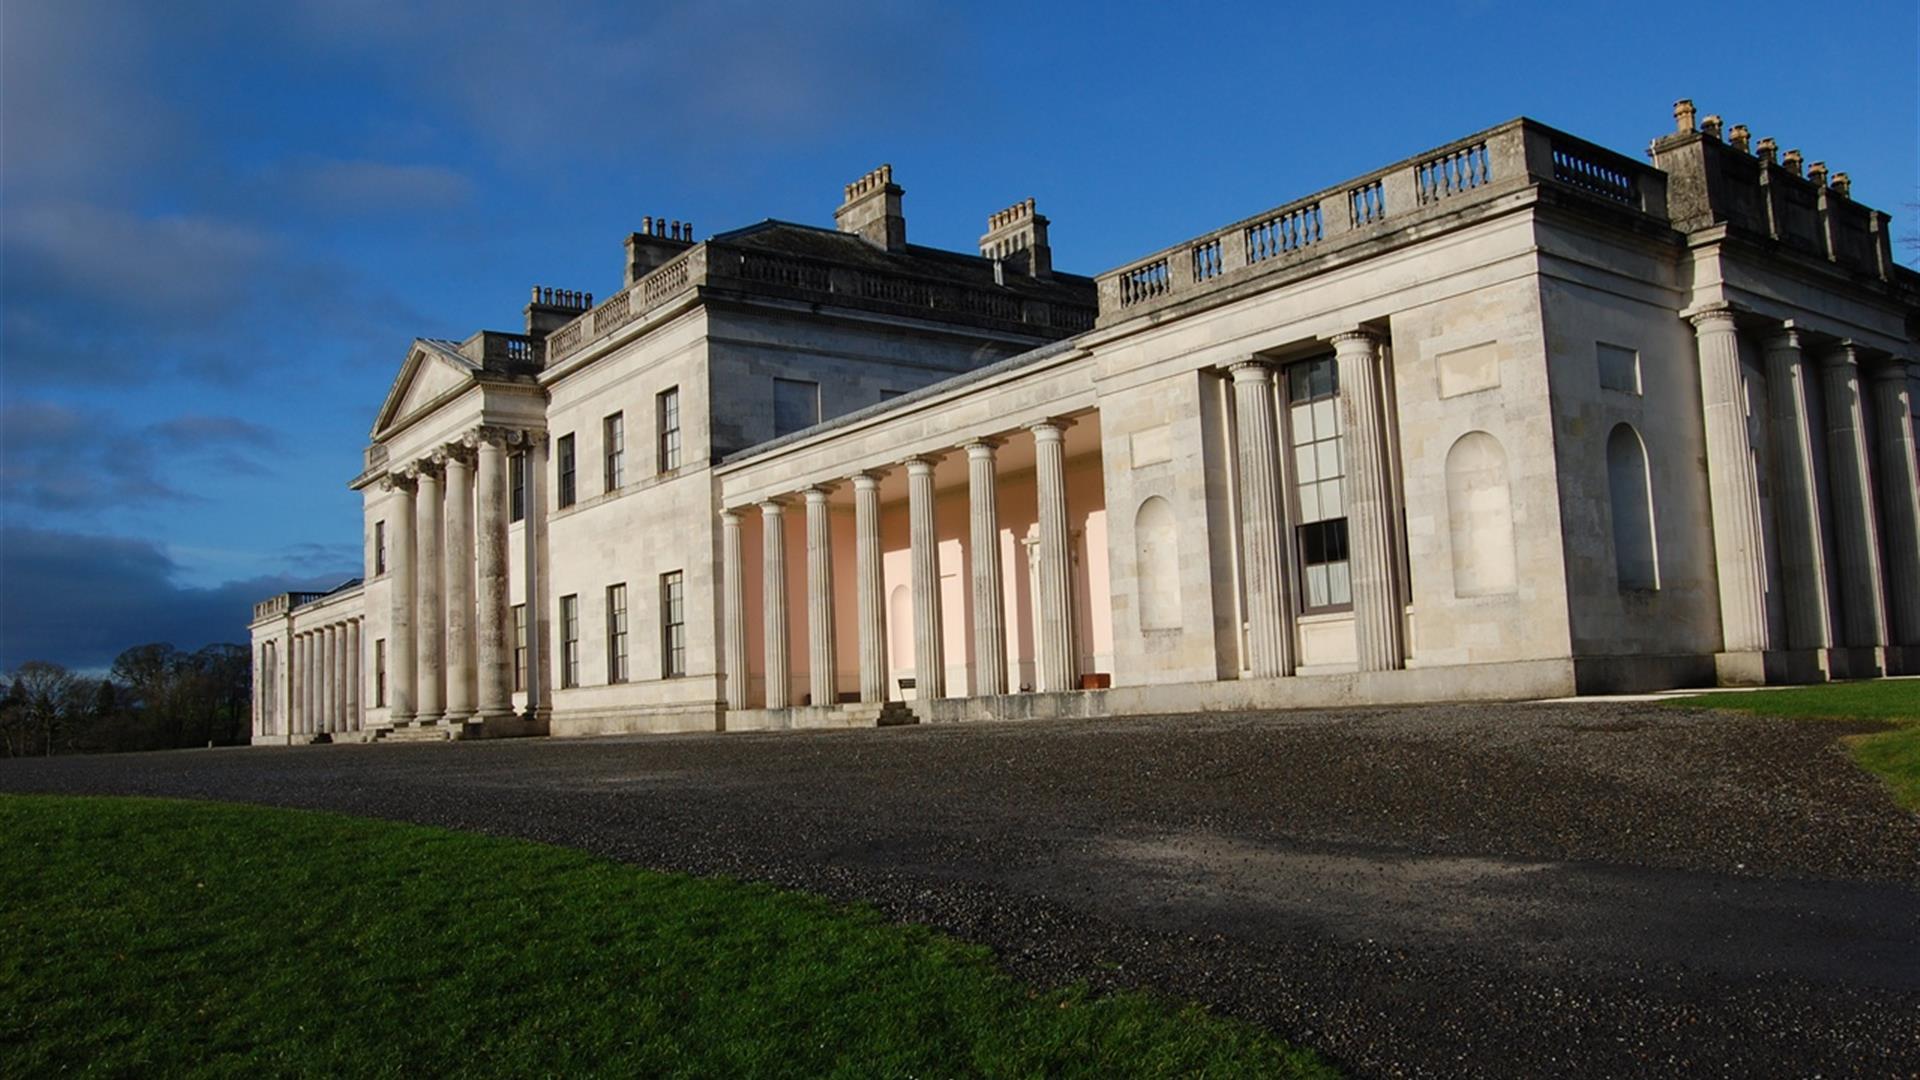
[[5, 701, 1917, 1078]]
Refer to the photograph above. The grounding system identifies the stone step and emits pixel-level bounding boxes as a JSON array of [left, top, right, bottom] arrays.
[[372, 723, 453, 744]]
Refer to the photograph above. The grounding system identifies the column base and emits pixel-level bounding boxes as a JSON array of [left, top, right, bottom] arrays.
[[413, 712, 445, 727], [1711, 647, 1907, 685]]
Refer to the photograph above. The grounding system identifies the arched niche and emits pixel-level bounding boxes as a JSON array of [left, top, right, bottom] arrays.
[[1444, 431, 1518, 597], [1133, 495, 1180, 630], [1606, 423, 1659, 590]]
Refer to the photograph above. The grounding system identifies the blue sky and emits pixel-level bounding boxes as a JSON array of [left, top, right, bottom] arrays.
[[3, 0, 1916, 671]]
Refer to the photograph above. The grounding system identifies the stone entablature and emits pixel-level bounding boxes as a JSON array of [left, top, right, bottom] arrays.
[[1095, 118, 1668, 325]]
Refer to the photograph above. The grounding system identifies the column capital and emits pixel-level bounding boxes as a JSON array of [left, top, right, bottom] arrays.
[[1227, 358, 1274, 382], [759, 497, 788, 516], [467, 425, 516, 450], [850, 470, 885, 491], [1817, 341, 1863, 368], [1686, 302, 1740, 330], [901, 454, 939, 475], [1868, 356, 1914, 382], [381, 470, 417, 493], [1762, 325, 1804, 352], [1026, 416, 1074, 440], [720, 508, 745, 526], [438, 442, 476, 467], [1329, 328, 1384, 351], [412, 457, 445, 480], [802, 484, 835, 504], [960, 436, 1004, 456]]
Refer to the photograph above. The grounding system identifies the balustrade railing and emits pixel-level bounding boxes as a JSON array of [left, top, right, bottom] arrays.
[[1549, 141, 1637, 205], [1416, 142, 1491, 204], [1099, 119, 1664, 320], [1246, 203, 1323, 263]]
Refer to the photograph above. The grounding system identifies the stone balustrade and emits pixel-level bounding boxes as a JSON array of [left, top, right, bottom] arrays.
[[542, 238, 1099, 368], [1095, 119, 1668, 324]]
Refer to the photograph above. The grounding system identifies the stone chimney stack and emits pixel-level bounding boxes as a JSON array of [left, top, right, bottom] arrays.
[[1728, 124, 1751, 153], [625, 216, 697, 286], [835, 164, 906, 251], [524, 286, 593, 338], [978, 197, 1052, 278]]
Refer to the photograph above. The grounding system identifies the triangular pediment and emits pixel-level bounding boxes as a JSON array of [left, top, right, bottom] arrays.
[[371, 339, 480, 439]]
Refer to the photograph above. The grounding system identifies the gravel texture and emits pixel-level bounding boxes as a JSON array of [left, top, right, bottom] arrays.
[[5, 700, 1917, 1077]]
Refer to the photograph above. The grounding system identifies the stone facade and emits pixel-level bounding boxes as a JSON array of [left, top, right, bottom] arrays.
[[251, 104, 1920, 744]]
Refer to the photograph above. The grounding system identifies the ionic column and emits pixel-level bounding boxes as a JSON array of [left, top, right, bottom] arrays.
[[721, 510, 749, 710], [804, 486, 837, 707], [385, 473, 417, 724], [321, 624, 337, 733], [518, 431, 550, 722], [1030, 420, 1078, 693], [1229, 361, 1296, 677], [1332, 331, 1406, 671], [304, 632, 318, 735], [346, 619, 362, 732], [905, 456, 945, 699], [1689, 305, 1771, 653], [762, 499, 791, 709], [1762, 329, 1833, 650], [295, 633, 309, 735], [415, 459, 447, 722], [1870, 361, 1920, 646], [1820, 345, 1888, 647], [473, 432, 514, 722], [331, 624, 346, 732], [852, 473, 889, 703], [443, 445, 476, 723], [964, 439, 1008, 696]]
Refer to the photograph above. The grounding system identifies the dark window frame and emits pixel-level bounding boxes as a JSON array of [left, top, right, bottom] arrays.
[[660, 570, 686, 678], [604, 412, 625, 493], [657, 387, 681, 473], [559, 594, 580, 689], [1283, 354, 1354, 615], [606, 583, 628, 684], [557, 434, 577, 509], [512, 604, 528, 692], [509, 453, 526, 522]]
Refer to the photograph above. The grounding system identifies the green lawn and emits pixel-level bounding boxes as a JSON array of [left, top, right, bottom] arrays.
[[0, 796, 1334, 1078], [1665, 680, 1920, 811]]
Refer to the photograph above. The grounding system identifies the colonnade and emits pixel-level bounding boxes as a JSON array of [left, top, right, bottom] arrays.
[[382, 426, 543, 729], [1690, 304, 1920, 656], [720, 417, 1083, 710], [284, 617, 363, 737]]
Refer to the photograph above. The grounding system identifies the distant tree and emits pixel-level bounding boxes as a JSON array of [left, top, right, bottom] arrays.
[[0, 677, 27, 758], [12, 662, 85, 756]]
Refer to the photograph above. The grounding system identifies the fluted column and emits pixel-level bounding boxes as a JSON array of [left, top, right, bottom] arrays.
[[762, 499, 791, 709], [1332, 331, 1406, 671], [1820, 345, 1888, 647], [346, 619, 361, 732], [852, 472, 888, 703], [722, 510, 749, 710], [385, 474, 417, 724], [415, 459, 447, 722], [330, 624, 346, 732], [964, 439, 1008, 696], [473, 432, 514, 722], [1031, 420, 1078, 693], [296, 633, 310, 735], [804, 486, 837, 707], [1870, 361, 1920, 645], [1689, 305, 1771, 653], [905, 456, 945, 699], [1762, 329, 1833, 650], [305, 632, 319, 735], [322, 625, 338, 733], [1229, 361, 1296, 677], [443, 445, 476, 723]]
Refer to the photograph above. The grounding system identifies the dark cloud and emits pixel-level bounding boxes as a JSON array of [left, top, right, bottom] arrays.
[[0, 524, 356, 671], [0, 401, 280, 513]]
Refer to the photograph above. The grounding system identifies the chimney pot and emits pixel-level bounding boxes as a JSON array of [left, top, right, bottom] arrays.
[[1673, 98, 1697, 133], [1700, 114, 1723, 140], [1807, 161, 1828, 186], [1782, 149, 1803, 177], [1756, 137, 1778, 164], [1729, 124, 1750, 153], [1831, 172, 1851, 197]]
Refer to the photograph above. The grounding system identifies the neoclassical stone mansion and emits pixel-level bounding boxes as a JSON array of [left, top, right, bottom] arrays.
[[250, 102, 1920, 744]]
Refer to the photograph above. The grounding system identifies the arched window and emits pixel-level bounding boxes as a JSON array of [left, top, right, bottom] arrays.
[[1444, 432, 1517, 597], [1606, 423, 1659, 590], [1133, 496, 1180, 629]]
